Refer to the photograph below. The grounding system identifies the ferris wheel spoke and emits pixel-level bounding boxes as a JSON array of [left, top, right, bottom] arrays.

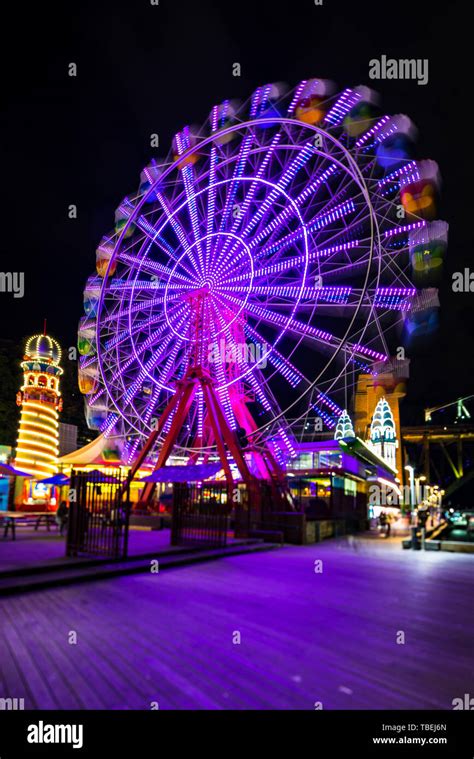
[[212, 133, 256, 259], [208, 324, 237, 429], [218, 163, 341, 280], [226, 132, 282, 234], [219, 135, 310, 264], [107, 308, 188, 379], [133, 214, 183, 262], [223, 240, 361, 285], [324, 88, 363, 127], [205, 144, 219, 270], [210, 299, 282, 418], [101, 292, 184, 326], [248, 198, 357, 263], [152, 186, 201, 272], [106, 279, 194, 293], [243, 322, 305, 388], [216, 291, 387, 363], [118, 253, 195, 285], [244, 163, 339, 247], [216, 284, 353, 303], [121, 332, 186, 406]]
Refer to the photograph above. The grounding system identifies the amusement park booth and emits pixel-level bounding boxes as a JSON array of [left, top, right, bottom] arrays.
[[285, 437, 399, 541]]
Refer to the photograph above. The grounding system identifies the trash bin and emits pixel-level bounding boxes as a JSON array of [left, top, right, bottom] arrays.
[[411, 525, 420, 550]]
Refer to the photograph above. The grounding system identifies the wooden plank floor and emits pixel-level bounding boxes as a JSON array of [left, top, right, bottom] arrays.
[[0, 536, 473, 709], [0, 528, 173, 571]]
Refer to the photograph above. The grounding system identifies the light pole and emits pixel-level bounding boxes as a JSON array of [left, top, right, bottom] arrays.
[[415, 474, 426, 508], [404, 465, 415, 522]]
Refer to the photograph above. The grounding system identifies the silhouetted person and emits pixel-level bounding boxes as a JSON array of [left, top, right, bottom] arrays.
[[56, 500, 68, 536]]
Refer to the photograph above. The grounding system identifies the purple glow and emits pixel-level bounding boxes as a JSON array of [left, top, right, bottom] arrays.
[[79, 79, 445, 460]]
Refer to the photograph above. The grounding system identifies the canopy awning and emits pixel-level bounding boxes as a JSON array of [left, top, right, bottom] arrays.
[[0, 463, 33, 477], [140, 463, 222, 483], [37, 473, 71, 485]]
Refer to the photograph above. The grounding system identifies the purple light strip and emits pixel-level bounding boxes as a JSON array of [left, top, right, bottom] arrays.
[[217, 291, 334, 342], [100, 412, 119, 437], [287, 81, 307, 115], [244, 323, 302, 388], [316, 390, 343, 415], [206, 145, 219, 268], [377, 161, 419, 189], [175, 128, 205, 274], [225, 241, 359, 284], [119, 254, 194, 285], [134, 215, 179, 259], [218, 131, 283, 261], [222, 164, 337, 272], [278, 426, 297, 457], [154, 185, 200, 271], [197, 390, 204, 439], [311, 404, 336, 429], [101, 292, 182, 325], [220, 285, 352, 303], [216, 292, 387, 364], [384, 221, 426, 238], [250, 199, 355, 259], [238, 142, 315, 242], [105, 303, 187, 353], [355, 116, 391, 148], [216, 134, 254, 241], [324, 89, 361, 126], [109, 311, 187, 386]]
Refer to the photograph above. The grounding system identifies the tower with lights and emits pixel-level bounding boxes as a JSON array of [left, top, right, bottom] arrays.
[[368, 397, 398, 472], [15, 333, 63, 477]]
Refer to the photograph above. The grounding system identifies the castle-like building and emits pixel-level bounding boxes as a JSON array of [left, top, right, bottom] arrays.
[[334, 397, 399, 474]]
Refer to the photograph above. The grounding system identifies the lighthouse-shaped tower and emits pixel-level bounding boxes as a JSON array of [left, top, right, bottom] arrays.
[[15, 334, 63, 477]]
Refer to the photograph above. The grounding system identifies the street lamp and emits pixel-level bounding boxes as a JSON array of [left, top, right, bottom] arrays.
[[415, 474, 426, 507]]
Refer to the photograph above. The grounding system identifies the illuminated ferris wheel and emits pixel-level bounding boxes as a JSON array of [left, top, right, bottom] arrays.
[[78, 78, 447, 466]]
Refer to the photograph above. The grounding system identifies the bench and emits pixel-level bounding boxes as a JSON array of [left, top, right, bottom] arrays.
[[1, 512, 57, 540]]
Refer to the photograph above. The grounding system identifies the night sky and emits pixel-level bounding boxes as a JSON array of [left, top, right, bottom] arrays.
[[1, 0, 472, 424]]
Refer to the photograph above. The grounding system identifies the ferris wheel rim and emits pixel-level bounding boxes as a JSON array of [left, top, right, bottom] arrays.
[[91, 110, 409, 447]]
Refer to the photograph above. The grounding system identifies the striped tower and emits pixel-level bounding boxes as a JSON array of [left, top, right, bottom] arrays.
[[14, 334, 63, 477]]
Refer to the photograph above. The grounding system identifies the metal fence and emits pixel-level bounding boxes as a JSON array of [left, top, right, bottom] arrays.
[[66, 469, 130, 559], [171, 482, 229, 548]]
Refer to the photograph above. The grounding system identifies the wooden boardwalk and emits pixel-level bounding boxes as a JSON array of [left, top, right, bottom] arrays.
[[0, 536, 473, 709]]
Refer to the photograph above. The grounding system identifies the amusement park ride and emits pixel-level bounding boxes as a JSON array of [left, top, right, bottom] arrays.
[[76, 78, 448, 511]]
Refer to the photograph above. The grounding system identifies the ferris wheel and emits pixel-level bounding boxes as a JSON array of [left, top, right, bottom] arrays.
[[78, 78, 447, 466]]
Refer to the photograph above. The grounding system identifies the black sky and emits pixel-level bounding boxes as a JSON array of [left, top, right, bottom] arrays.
[[1, 0, 472, 423]]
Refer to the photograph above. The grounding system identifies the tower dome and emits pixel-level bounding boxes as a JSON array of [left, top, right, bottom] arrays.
[[24, 334, 62, 365]]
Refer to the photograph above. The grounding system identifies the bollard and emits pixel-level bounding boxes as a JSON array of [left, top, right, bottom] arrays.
[[411, 525, 419, 550]]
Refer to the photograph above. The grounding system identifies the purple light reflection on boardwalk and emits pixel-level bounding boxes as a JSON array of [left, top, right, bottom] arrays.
[[0, 538, 473, 710]]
